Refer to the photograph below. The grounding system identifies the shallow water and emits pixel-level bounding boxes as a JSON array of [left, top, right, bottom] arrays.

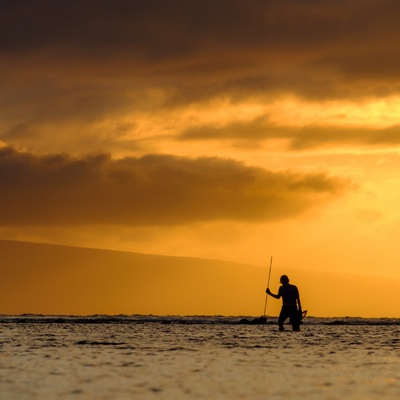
[[1, 316, 400, 399]]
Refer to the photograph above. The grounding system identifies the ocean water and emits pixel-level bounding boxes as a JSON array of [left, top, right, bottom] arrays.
[[1, 315, 400, 399]]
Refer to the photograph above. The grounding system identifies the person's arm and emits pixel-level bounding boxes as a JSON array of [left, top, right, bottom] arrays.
[[266, 287, 281, 299]]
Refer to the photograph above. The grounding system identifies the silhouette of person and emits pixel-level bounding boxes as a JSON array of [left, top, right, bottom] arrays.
[[266, 275, 302, 331]]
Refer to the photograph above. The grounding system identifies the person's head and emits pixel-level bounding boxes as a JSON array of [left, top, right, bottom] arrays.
[[280, 275, 289, 285]]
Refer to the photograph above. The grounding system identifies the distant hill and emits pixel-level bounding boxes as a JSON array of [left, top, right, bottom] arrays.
[[1, 240, 399, 317]]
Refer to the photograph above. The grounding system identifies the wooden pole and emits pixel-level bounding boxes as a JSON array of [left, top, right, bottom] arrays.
[[262, 256, 273, 325]]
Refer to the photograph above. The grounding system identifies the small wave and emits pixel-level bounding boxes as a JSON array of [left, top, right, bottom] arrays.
[[75, 340, 127, 346]]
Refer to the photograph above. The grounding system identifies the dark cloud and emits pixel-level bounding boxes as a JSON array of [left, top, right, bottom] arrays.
[[0, 146, 349, 226], [2, 0, 400, 95], [179, 117, 280, 141], [2, 0, 400, 151], [290, 125, 400, 149], [180, 120, 400, 149]]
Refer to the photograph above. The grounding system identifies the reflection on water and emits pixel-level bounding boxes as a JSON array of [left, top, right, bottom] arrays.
[[1, 316, 400, 399]]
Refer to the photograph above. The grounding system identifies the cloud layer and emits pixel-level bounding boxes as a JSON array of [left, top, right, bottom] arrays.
[[2, 0, 400, 153], [3, 0, 400, 95], [0, 146, 348, 226], [180, 121, 400, 149]]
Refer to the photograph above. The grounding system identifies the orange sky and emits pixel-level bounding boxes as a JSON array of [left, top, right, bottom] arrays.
[[1, 0, 400, 316]]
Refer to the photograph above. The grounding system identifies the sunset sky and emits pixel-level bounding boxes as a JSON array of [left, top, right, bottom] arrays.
[[2, 0, 400, 316]]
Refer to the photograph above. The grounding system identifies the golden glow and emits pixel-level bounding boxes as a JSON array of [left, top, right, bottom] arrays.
[[3, 1, 400, 317], [132, 95, 400, 140], [266, 96, 400, 128], [99, 95, 400, 160]]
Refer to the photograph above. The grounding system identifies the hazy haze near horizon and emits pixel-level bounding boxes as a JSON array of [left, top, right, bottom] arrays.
[[1, 240, 399, 318]]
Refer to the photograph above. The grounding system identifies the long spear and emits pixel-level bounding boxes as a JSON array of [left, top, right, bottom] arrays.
[[262, 256, 273, 325]]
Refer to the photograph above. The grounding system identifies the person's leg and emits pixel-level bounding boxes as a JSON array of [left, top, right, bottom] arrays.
[[289, 306, 300, 331], [278, 307, 288, 331]]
